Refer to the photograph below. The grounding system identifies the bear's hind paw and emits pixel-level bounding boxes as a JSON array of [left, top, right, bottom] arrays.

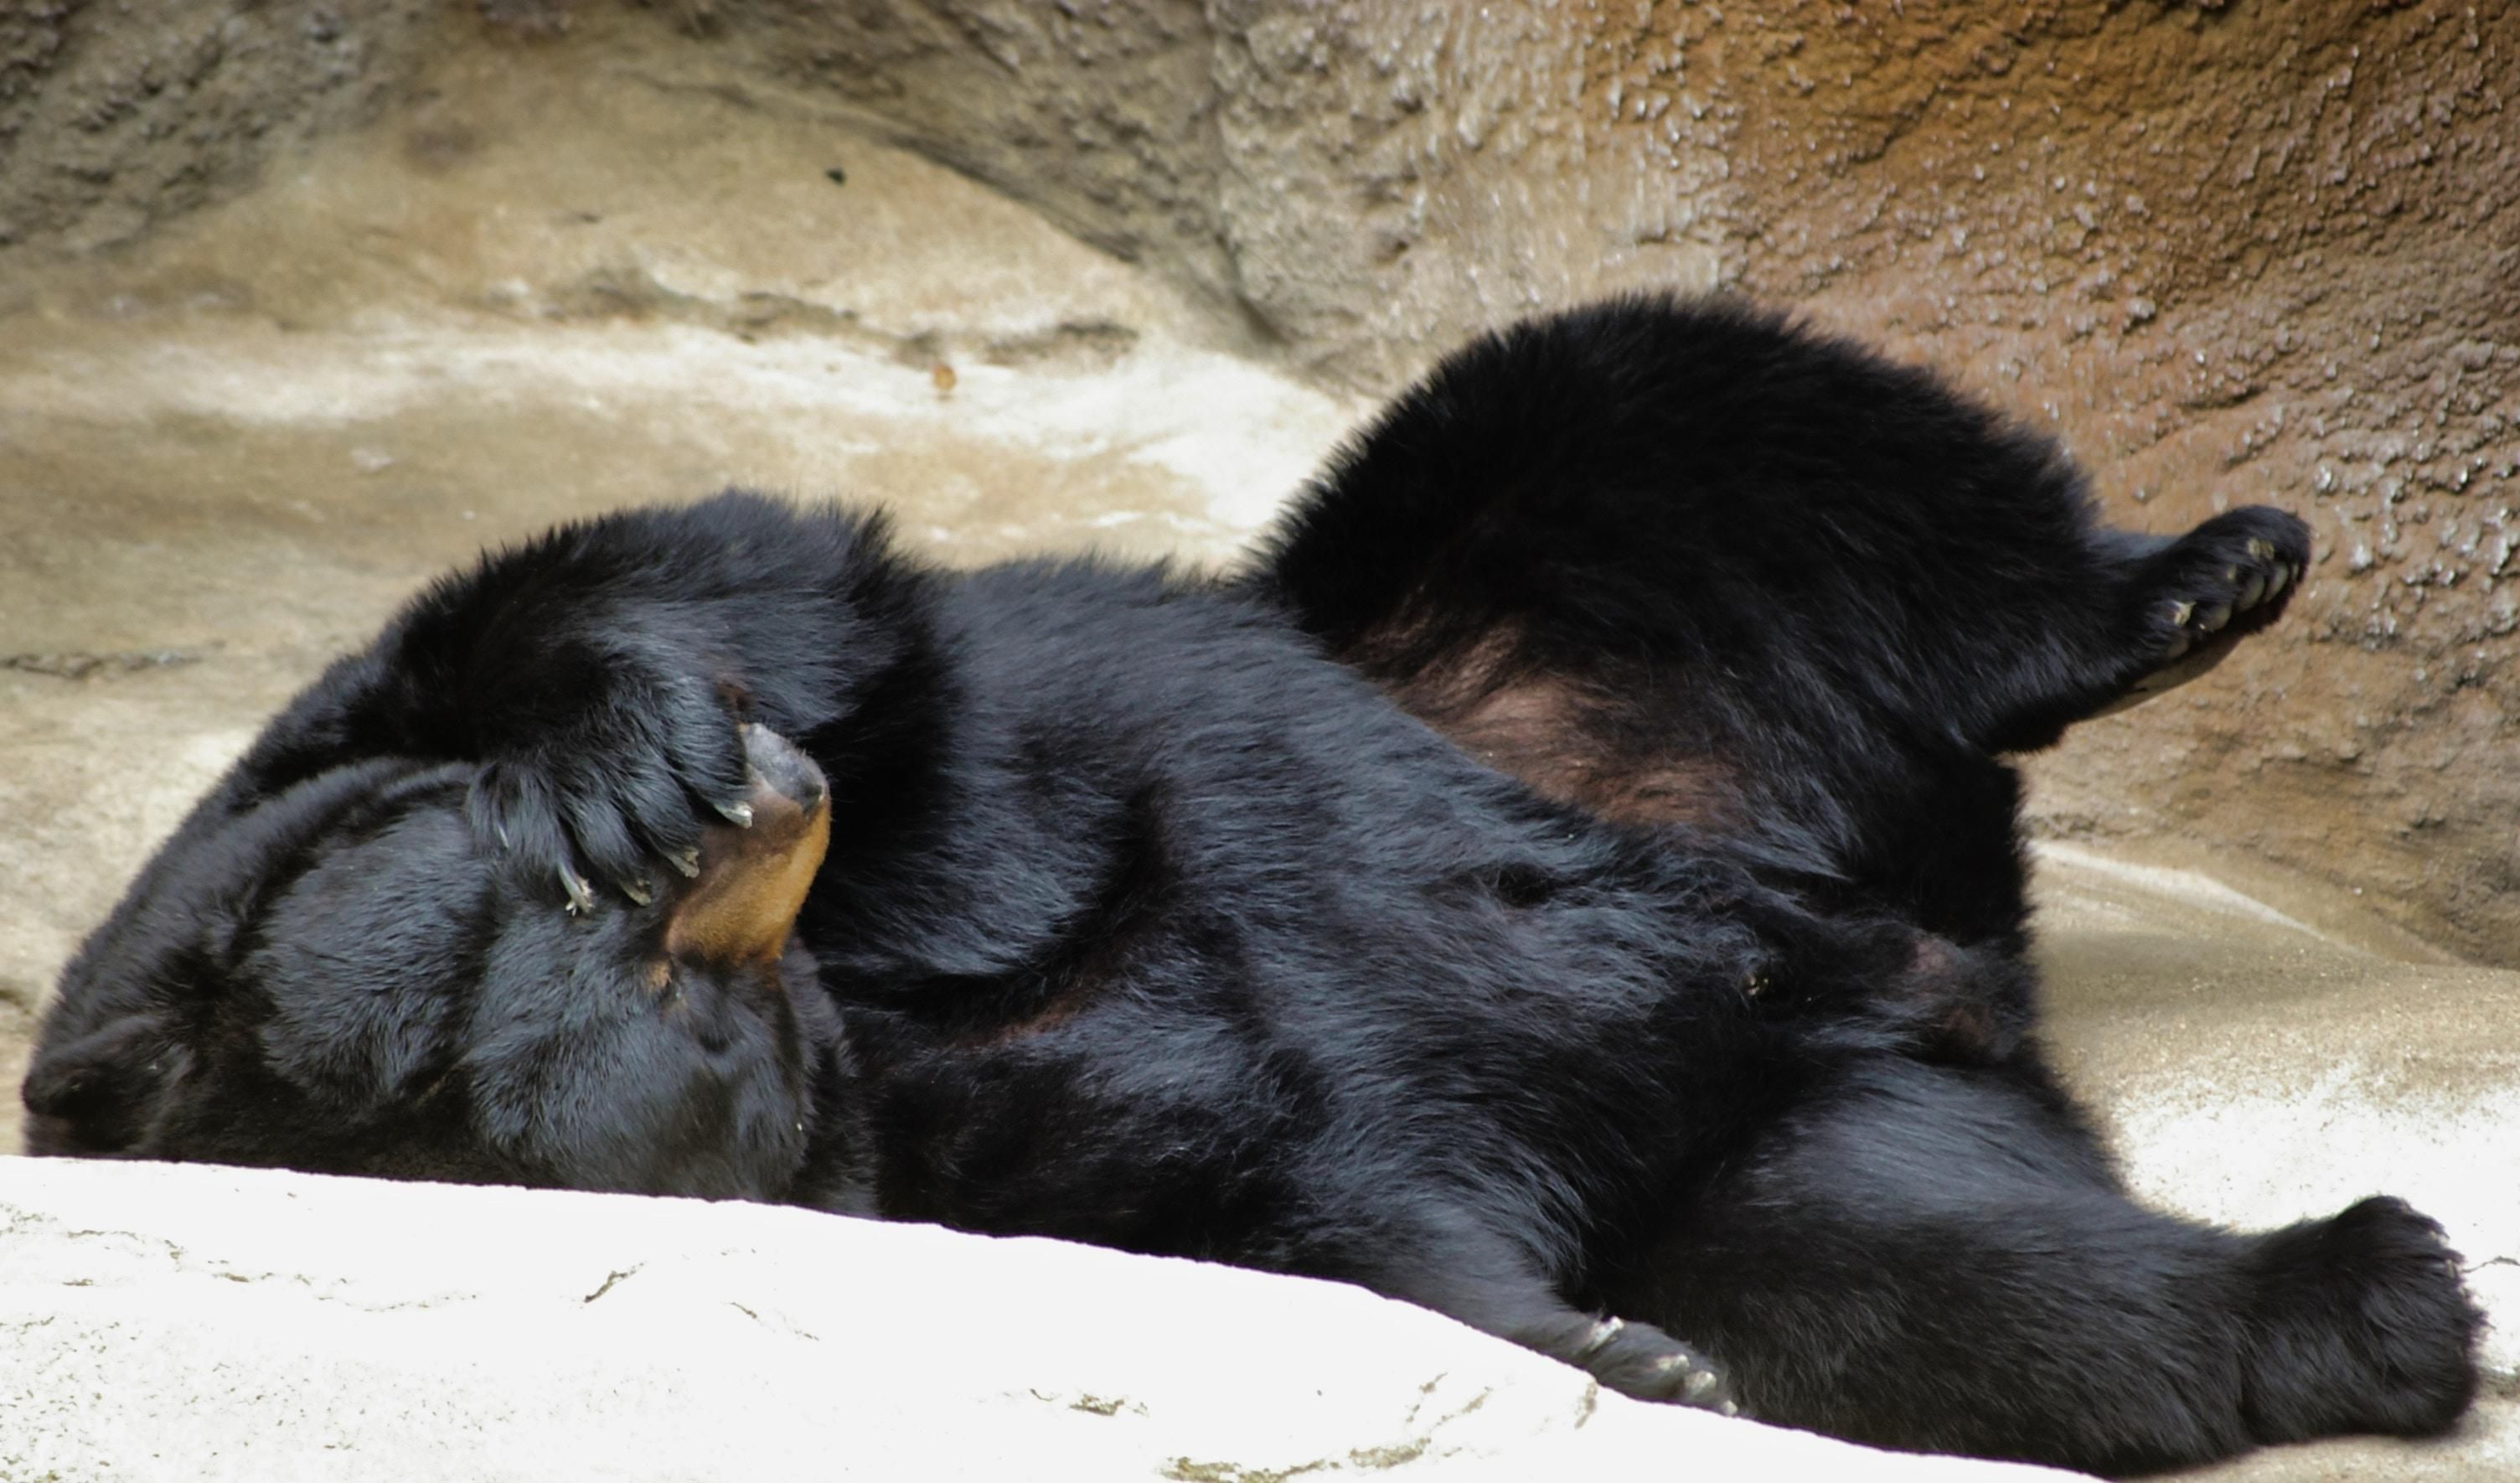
[[2098, 507, 2311, 716]]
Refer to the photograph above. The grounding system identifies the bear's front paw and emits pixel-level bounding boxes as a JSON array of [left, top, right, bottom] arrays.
[[467, 667, 759, 912], [1575, 1315, 1739, 1415]]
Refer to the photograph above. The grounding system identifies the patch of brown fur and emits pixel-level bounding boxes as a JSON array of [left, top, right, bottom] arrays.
[[665, 798, 830, 968], [1360, 619, 1743, 832], [951, 974, 1105, 1049]]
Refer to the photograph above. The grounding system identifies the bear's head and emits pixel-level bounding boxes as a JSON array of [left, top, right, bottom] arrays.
[[22, 727, 837, 1202]]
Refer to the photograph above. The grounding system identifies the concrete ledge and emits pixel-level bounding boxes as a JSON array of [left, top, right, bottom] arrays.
[[0, 1156, 2075, 1482]]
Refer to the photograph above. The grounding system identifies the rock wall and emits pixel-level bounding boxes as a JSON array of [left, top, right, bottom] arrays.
[[0, 0, 432, 256], [1727, 3, 2520, 965], [3, 0, 2511, 959]]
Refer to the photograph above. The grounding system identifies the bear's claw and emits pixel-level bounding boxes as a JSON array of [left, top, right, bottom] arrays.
[[557, 861, 596, 917]]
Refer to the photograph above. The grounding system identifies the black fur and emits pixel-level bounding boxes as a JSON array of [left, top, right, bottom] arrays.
[[24, 296, 2477, 1473]]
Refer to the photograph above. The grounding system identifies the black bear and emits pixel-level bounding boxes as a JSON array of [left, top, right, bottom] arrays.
[[23, 297, 2480, 1474]]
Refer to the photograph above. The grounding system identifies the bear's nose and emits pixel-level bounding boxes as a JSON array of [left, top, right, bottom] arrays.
[[737, 721, 828, 814], [662, 724, 831, 968]]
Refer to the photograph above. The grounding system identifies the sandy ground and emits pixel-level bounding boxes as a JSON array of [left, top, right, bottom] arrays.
[[0, 25, 2510, 1479]]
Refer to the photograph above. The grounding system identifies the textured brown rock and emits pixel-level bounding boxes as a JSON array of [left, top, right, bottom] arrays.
[[1712, 3, 2520, 966]]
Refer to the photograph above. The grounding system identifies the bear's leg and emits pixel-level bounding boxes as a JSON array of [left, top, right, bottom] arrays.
[[1966, 503, 2315, 752], [1614, 1058, 2481, 1474], [1246, 296, 2321, 932]]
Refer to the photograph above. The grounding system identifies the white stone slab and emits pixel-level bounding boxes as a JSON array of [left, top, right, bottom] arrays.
[[0, 1156, 2078, 1483]]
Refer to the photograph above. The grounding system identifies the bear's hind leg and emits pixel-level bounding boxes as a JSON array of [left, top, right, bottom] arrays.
[[1614, 1057, 2480, 1474], [2242, 1194, 2484, 1444]]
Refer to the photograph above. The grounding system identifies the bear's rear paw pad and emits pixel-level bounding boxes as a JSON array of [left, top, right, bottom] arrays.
[[1576, 1316, 1738, 1415], [2099, 507, 2311, 716]]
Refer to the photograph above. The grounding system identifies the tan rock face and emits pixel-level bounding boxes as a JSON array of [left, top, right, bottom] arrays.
[[0, 0, 429, 256], [1714, 3, 2520, 966], [0, 5, 2511, 964]]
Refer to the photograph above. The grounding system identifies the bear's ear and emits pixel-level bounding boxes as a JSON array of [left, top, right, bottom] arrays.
[[21, 1013, 181, 1155], [664, 724, 830, 968]]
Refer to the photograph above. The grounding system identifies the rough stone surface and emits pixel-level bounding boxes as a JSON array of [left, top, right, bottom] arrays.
[[0, 0, 434, 256], [1727, 3, 2520, 969], [0, 1156, 2089, 1482]]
